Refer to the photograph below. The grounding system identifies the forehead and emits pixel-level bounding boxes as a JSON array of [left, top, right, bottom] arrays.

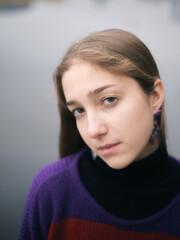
[[62, 62, 146, 101], [62, 62, 121, 89], [62, 62, 107, 85]]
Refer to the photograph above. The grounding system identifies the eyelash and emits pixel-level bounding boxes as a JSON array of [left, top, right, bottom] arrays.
[[71, 96, 118, 118], [72, 108, 85, 118], [101, 96, 118, 106]]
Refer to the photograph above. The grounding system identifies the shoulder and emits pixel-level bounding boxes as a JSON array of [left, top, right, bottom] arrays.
[[168, 154, 180, 167], [18, 148, 89, 240], [30, 148, 88, 197], [22, 148, 89, 220], [167, 155, 180, 180]]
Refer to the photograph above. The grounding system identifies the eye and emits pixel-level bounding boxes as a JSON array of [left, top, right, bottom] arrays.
[[72, 107, 85, 118], [102, 97, 117, 106]]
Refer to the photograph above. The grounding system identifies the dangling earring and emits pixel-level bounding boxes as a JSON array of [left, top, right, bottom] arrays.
[[150, 110, 162, 144]]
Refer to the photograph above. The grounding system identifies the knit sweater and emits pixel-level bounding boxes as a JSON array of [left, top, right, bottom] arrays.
[[19, 148, 180, 240], [79, 144, 180, 220]]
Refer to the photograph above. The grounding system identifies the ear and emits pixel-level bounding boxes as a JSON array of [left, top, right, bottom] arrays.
[[150, 79, 165, 113]]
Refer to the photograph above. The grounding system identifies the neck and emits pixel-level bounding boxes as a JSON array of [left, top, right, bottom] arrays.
[[136, 139, 160, 162], [93, 143, 168, 183]]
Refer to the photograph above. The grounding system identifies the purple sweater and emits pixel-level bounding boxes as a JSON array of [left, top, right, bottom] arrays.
[[19, 148, 180, 240]]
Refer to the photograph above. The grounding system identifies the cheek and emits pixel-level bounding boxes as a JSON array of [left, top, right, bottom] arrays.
[[130, 114, 153, 140], [113, 100, 153, 140], [76, 122, 89, 143], [132, 101, 153, 136]]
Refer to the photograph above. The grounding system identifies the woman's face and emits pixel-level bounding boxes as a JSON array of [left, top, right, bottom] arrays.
[[62, 62, 157, 169]]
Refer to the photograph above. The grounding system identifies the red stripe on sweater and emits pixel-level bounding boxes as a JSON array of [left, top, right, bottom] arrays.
[[47, 218, 180, 240]]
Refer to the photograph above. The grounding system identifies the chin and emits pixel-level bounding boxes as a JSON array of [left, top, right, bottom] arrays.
[[103, 155, 135, 170]]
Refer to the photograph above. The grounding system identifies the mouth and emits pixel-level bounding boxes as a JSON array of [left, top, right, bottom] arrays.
[[98, 142, 120, 155]]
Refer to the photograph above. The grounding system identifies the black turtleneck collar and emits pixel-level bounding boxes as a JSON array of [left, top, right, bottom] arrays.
[[92, 143, 169, 184], [78, 143, 180, 219]]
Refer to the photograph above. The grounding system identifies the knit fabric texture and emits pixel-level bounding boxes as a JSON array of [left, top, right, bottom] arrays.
[[78, 144, 180, 220], [19, 148, 180, 240]]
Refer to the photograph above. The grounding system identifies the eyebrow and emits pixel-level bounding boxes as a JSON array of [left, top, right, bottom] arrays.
[[66, 84, 117, 106], [89, 84, 118, 96]]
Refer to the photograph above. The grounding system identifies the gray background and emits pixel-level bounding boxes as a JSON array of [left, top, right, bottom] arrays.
[[1, 0, 180, 239]]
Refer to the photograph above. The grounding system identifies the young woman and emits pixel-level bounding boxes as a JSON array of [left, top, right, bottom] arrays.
[[19, 29, 180, 240]]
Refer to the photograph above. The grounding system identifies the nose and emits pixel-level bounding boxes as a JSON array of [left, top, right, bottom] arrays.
[[87, 113, 107, 138]]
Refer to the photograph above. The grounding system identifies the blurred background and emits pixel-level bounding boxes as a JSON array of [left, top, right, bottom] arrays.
[[0, 0, 180, 239]]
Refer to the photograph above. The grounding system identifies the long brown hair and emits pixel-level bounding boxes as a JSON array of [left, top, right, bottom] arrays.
[[54, 29, 165, 157]]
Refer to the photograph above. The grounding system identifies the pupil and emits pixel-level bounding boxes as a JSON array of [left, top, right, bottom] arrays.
[[108, 97, 114, 102], [78, 108, 83, 113]]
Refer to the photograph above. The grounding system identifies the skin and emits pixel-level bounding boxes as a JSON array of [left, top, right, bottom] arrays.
[[62, 62, 164, 169]]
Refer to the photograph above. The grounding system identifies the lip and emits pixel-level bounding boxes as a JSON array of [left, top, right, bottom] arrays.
[[98, 142, 120, 155]]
